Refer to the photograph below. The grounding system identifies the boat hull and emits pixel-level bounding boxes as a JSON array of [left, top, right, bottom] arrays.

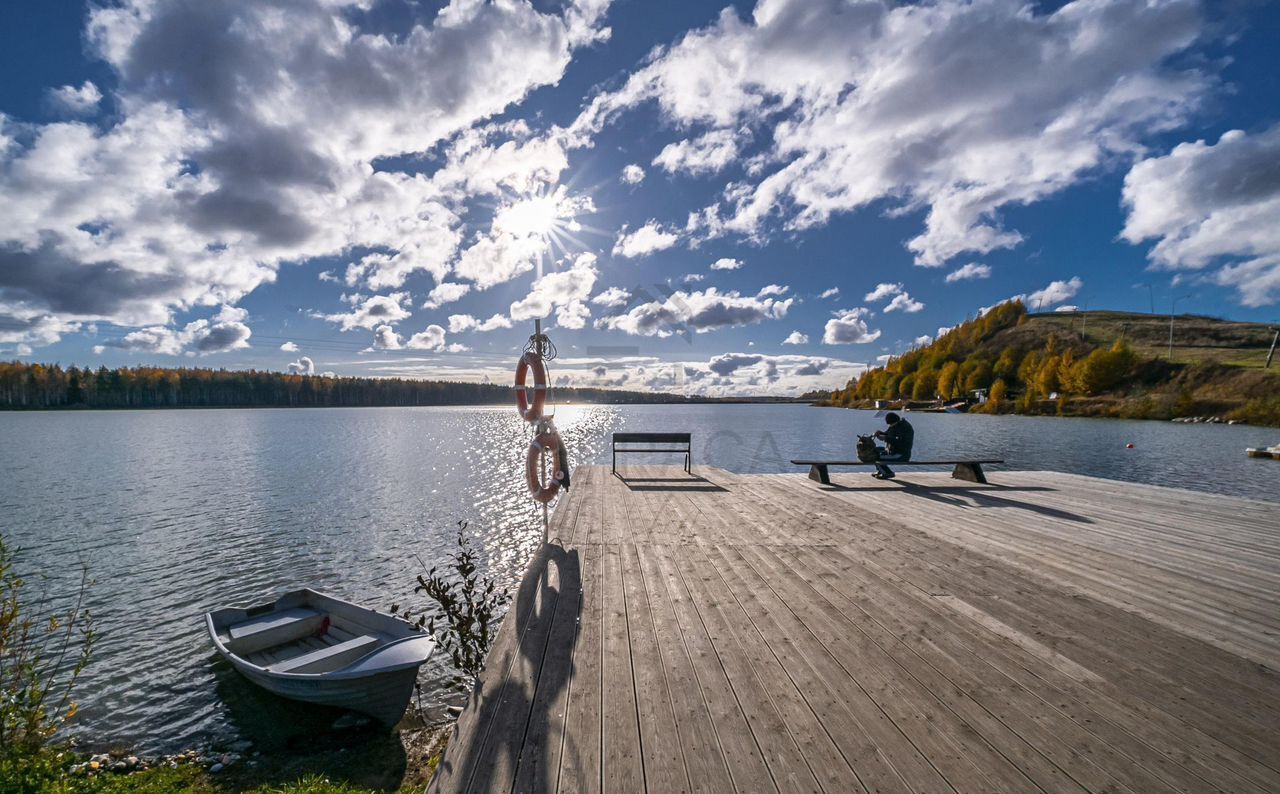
[[229, 656, 419, 725]]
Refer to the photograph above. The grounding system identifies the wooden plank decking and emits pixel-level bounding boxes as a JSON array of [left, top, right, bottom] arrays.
[[429, 465, 1280, 793]]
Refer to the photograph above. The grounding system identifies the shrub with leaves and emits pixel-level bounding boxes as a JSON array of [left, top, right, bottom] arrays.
[[0, 534, 96, 786], [392, 521, 510, 692]]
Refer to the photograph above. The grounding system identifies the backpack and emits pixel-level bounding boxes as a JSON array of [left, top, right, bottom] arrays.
[[856, 434, 880, 463]]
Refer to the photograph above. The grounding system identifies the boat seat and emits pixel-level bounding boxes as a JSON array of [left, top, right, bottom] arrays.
[[269, 635, 379, 674], [229, 607, 323, 640], [226, 608, 325, 655]]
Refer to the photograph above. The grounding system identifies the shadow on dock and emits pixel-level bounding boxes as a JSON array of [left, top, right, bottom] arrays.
[[822, 480, 1093, 522], [430, 542, 581, 791], [614, 471, 728, 492]]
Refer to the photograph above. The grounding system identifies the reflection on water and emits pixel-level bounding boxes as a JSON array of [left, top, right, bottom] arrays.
[[0, 405, 619, 751], [0, 403, 1274, 751]]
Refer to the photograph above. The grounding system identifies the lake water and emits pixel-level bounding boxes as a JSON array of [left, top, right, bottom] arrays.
[[1, 404, 1276, 752]]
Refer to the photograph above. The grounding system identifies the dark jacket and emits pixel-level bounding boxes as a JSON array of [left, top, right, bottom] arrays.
[[883, 418, 914, 459]]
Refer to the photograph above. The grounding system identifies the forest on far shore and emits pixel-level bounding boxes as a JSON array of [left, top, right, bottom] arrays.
[[0, 362, 719, 410]]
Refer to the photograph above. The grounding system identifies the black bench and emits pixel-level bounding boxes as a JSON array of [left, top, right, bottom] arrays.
[[791, 459, 1004, 485], [613, 432, 692, 474]]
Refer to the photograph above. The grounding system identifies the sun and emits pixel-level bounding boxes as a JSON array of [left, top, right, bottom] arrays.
[[495, 194, 563, 240], [490, 185, 596, 277]]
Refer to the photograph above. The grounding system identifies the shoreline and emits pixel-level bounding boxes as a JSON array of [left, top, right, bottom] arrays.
[[823, 398, 1276, 427], [54, 720, 453, 792], [0, 398, 814, 413]]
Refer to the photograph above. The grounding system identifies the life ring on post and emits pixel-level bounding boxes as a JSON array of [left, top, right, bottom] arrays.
[[515, 351, 547, 422], [526, 431, 563, 504]]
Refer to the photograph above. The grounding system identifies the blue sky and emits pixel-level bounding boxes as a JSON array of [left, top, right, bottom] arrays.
[[2, 0, 1279, 395]]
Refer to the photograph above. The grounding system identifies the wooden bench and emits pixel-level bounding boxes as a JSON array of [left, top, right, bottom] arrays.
[[269, 635, 380, 674], [613, 432, 692, 474], [226, 607, 326, 655], [229, 607, 322, 640], [791, 459, 1004, 485]]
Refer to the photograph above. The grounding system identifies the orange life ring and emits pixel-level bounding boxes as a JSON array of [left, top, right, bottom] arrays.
[[526, 431, 563, 503], [515, 351, 547, 422]]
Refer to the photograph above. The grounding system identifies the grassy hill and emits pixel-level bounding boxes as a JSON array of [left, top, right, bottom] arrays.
[[1029, 310, 1277, 368], [828, 301, 1280, 426]]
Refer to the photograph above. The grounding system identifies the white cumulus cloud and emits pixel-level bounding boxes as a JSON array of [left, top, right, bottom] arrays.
[[406, 324, 448, 351], [321, 293, 411, 331], [1122, 125, 1280, 306], [574, 0, 1209, 265], [98, 312, 251, 355], [864, 282, 903, 302], [288, 356, 315, 375], [1025, 277, 1083, 310], [0, 0, 613, 349], [422, 282, 472, 310], [652, 130, 740, 176], [591, 286, 632, 308], [448, 313, 513, 333], [884, 292, 924, 313], [612, 220, 680, 259], [823, 308, 880, 345], [370, 325, 403, 350], [783, 331, 808, 345], [47, 81, 103, 115], [596, 287, 792, 336], [621, 164, 645, 184], [945, 263, 992, 283], [710, 257, 743, 271], [510, 253, 598, 322]]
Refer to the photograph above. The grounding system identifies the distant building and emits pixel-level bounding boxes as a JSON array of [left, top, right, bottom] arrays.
[[969, 388, 989, 405]]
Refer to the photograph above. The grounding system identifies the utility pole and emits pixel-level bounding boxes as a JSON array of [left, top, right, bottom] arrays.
[[1267, 327, 1278, 369], [1168, 295, 1190, 360], [1135, 283, 1154, 314]]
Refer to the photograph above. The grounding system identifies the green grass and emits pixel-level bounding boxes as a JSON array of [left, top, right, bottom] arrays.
[[1028, 311, 1278, 369], [55, 765, 214, 793], [241, 774, 379, 794], [31, 765, 409, 794], [5, 721, 454, 793]]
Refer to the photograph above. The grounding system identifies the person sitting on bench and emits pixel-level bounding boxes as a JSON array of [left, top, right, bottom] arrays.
[[872, 412, 913, 479]]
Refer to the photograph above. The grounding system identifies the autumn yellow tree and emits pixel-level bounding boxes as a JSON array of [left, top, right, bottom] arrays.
[[936, 361, 961, 399], [987, 378, 1008, 412]]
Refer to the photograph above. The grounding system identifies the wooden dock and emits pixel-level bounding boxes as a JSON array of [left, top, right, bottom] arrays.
[[428, 465, 1280, 793]]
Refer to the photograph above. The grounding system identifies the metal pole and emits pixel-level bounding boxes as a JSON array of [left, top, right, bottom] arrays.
[[534, 317, 548, 534], [1267, 328, 1278, 369]]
